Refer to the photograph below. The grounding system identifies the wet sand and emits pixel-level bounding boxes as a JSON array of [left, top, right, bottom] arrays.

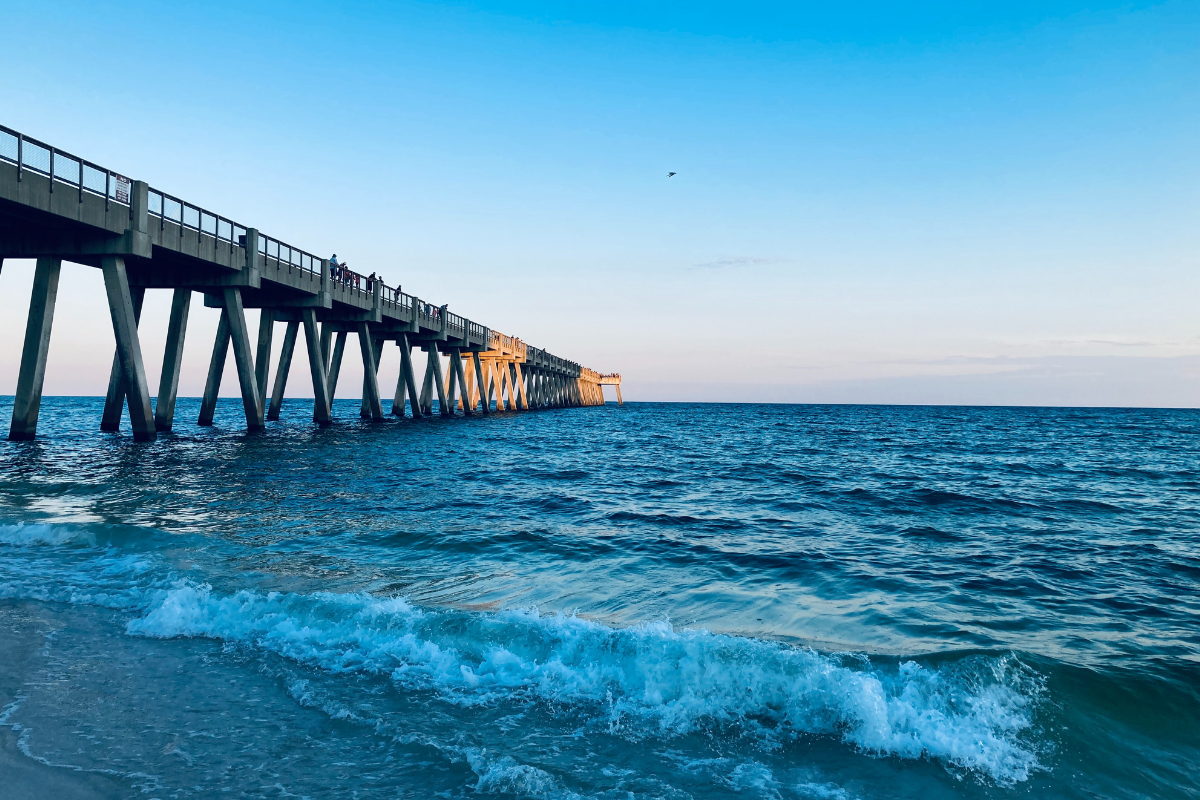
[[1, 728, 130, 800], [0, 601, 132, 799]]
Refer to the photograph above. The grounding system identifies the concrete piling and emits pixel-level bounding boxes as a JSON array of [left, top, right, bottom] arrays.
[[222, 287, 264, 431], [397, 334, 422, 419], [154, 288, 192, 432], [326, 332, 347, 408], [198, 309, 231, 426], [254, 309, 274, 404], [101, 257, 156, 441], [451, 352, 471, 416], [8, 258, 61, 441], [429, 343, 449, 417], [100, 287, 144, 432], [301, 310, 332, 426], [360, 338, 383, 419], [267, 320, 299, 421], [358, 323, 384, 421]]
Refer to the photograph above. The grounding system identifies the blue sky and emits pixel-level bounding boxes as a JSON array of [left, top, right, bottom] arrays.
[[1, 1, 1198, 404]]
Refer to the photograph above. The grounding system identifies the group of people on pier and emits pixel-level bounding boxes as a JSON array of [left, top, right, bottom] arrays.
[[329, 254, 402, 300], [331, 256, 455, 315]]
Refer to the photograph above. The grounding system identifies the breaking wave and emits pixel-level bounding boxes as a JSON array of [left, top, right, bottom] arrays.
[[128, 582, 1044, 784]]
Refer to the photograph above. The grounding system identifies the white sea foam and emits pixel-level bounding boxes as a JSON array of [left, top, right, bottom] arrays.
[[794, 781, 854, 800], [127, 583, 1043, 784], [464, 750, 576, 799]]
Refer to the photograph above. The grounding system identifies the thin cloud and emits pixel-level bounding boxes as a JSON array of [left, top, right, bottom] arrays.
[[1016, 337, 1177, 349], [1085, 339, 1161, 348], [691, 256, 791, 271]]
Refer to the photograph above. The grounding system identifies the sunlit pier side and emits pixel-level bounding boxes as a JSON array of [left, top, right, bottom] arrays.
[[0, 124, 622, 441]]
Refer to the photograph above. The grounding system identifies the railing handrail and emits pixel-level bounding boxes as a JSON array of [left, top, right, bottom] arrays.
[[0, 123, 133, 208]]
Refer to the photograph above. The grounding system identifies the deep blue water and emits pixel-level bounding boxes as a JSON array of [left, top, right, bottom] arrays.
[[0, 398, 1198, 799]]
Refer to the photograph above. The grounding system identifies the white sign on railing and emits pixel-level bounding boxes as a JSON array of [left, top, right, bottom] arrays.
[[113, 174, 131, 204]]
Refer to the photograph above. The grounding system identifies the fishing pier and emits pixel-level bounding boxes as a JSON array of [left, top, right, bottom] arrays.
[[0, 124, 621, 441]]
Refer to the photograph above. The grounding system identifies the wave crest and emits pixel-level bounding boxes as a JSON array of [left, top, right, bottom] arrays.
[[0, 522, 95, 547]]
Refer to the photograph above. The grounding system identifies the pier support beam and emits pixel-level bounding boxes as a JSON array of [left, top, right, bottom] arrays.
[[480, 359, 493, 411], [154, 288, 191, 432], [267, 320, 299, 421], [396, 334, 422, 418], [101, 257, 156, 441], [326, 332, 347, 409], [198, 310, 230, 426], [320, 323, 333, 374], [392, 353, 407, 417], [255, 309, 274, 404], [358, 323, 384, 421], [486, 360, 500, 410], [361, 337, 383, 418], [430, 344, 449, 417], [419, 349, 434, 415], [445, 354, 458, 417], [513, 362, 527, 410], [223, 287, 264, 431], [8, 258, 61, 441], [501, 362, 514, 410], [451, 352, 471, 416], [472, 353, 489, 414], [302, 311, 332, 426], [100, 287, 145, 432]]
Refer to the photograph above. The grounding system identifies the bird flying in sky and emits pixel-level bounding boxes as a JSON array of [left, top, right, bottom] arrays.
[[667, 172, 677, 177]]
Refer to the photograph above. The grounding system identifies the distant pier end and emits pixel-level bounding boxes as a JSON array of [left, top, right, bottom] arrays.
[[0, 123, 620, 441], [598, 373, 623, 406]]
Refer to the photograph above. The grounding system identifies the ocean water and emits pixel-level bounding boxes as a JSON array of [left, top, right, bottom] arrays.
[[0, 398, 1197, 799]]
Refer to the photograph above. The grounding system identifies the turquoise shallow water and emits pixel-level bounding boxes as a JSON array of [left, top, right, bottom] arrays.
[[0, 398, 1198, 798]]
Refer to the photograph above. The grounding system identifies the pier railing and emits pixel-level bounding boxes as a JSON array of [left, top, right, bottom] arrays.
[[0, 124, 132, 210], [148, 188, 242, 250], [257, 234, 321, 279], [446, 311, 467, 338]]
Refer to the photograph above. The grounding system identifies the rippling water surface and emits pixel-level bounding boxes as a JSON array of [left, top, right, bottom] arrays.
[[0, 398, 1197, 799]]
